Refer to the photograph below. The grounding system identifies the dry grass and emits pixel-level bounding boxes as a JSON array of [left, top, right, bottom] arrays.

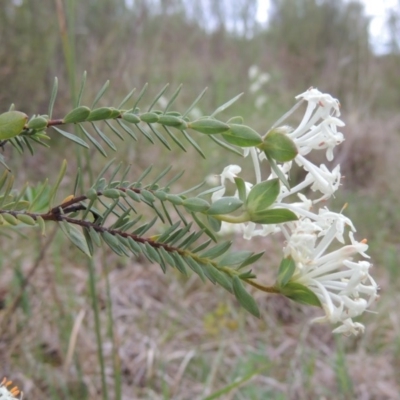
[[0, 188, 399, 400], [1, 105, 400, 399]]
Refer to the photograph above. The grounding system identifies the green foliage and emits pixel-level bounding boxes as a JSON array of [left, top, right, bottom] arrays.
[[0, 78, 295, 327]]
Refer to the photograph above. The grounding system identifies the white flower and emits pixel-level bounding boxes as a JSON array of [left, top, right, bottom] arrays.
[[248, 65, 259, 80], [283, 218, 378, 335], [0, 378, 22, 400], [295, 156, 341, 201], [292, 116, 345, 160], [285, 88, 345, 162], [211, 165, 242, 202], [255, 95, 267, 109]]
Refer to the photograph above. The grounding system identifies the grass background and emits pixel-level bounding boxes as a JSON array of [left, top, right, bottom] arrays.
[[1, 0, 400, 398]]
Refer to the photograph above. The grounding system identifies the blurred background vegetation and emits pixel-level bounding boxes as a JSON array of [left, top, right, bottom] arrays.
[[1, 0, 400, 398]]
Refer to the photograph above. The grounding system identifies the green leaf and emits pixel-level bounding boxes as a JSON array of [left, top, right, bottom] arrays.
[[122, 112, 140, 124], [88, 227, 102, 247], [171, 252, 188, 275], [206, 196, 243, 215], [52, 127, 89, 149], [162, 125, 187, 151], [140, 112, 159, 123], [103, 189, 121, 199], [218, 250, 254, 267], [189, 119, 230, 134], [118, 87, 136, 109], [130, 82, 148, 111], [181, 130, 206, 158], [141, 189, 155, 203], [227, 116, 244, 124], [82, 227, 94, 256], [27, 116, 48, 130], [3, 200, 30, 211], [126, 189, 140, 202], [49, 159, 67, 208], [208, 134, 243, 156], [234, 177, 247, 202], [16, 214, 36, 226], [158, 115, 185, 128], [76, 71, 87, 107], [200, 241, 231, 259], [183, 255, 206, 281], [2, 213, 19, 225], [202, 264, 232, 292], [92, 123, 117, 151], [156, 221, 181, 242], [191, 212, 217, 242], [279, 282, 322, 307], [48, 77, 58, 118], [102, 231, 124, 256], [86, 107, 115, 122], [163, 84, 182, 112], [237, 251, 264, 270], [144, 242, 162, 264], [79, 125, 107, 157], [260, 130, 298, 162], [63, 106, 91, 124], [183, 197, 210, 212], [265, 153, 290, 190], [207, 215, 221, 232], [246, 179, 280, 214], [92, 80, 109, 108], [147, 124, 171, 150], [221, 124, 262, 147], [211, 93, 243, 117], [276, 256, 296, 287], [36, 215, 46, 236], [0, 111, 28, 140], [60, 222, 92, 257], [232, 276, 260, 318], [182, 87, 207, 118], [249, 208, 298, 224], [148, 83, 169, 111]]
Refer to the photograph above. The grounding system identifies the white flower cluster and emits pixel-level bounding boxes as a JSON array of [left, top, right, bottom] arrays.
[[211, 88, 378, 335], [248, 65, 270, 109], [0, 378, 22, 400]]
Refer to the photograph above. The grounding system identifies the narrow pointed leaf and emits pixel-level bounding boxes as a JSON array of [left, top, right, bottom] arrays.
[[279, 282, 322, 307], [211, 93, 243, 117], [206, 197, 243, 215], [277, 256, 296, 287], [249, 208, 298, 224], [183, 87, 207, 118], [53, 127, 89, 149], [48, 77, 58, 118], [60, 222, 92, 257], [92, 80, 109, 108], [232, 276, 260, 318]]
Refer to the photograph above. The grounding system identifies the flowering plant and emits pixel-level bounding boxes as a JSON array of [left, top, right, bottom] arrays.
[[0, 78, 377, 340], [0, 378, 22, 400], [208, 88, 378, 335]]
